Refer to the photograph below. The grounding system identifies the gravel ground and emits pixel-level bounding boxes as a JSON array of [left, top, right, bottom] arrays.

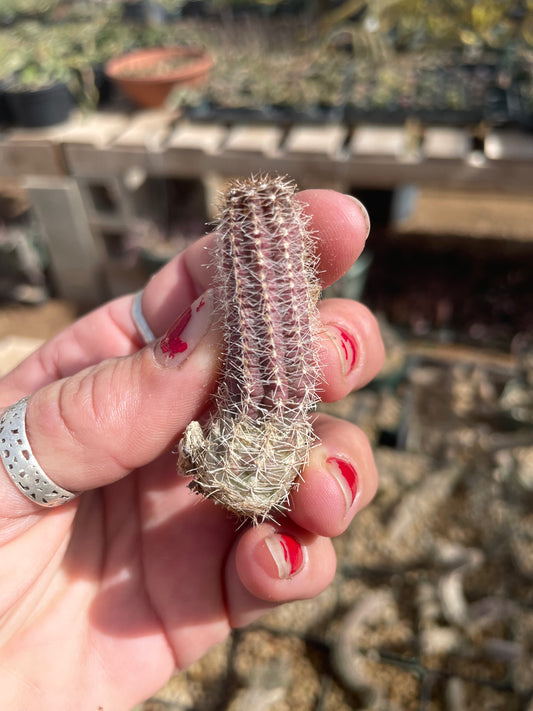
[[139, 314, 533, 711]]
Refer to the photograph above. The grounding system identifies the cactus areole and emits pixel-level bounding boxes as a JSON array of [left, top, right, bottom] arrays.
[[178, 175, 321, 522]]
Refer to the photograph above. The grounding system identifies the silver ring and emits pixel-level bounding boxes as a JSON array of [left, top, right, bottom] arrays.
[[132, 290, 156, 344], [0, 397, 77, 508]]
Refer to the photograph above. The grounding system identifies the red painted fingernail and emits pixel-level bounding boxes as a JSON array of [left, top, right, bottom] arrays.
[[154, 290, 213, 368], [326, 457, 359, 514], [161, 306, 192, 357], [265, 533, 304, 579], [327, 325, 358, 376]]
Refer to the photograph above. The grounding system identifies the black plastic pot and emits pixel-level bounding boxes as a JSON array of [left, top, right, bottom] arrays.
[[345, 102, 484, 127], [121, 0, 166, 24], [270, 102, 344, 125], [92, 64, 115, 107], [185, 101, 276, 124], [186, 100, 345, 126], [180, 0, 209, 18], [508, 83, 533, 132], [0, 80, 12, 126], [5, 82, 74, 128], [413, 107, 484, 126], [344, 103, 409, 126], [271, 0, 308, 16], [484, 86, 512, 126]]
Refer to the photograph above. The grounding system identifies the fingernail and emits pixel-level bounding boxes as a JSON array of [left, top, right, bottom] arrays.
[[154, 290, 213, 368], [326, 457, 359, 513], [325, 325, 358, 376], [345, 195, 371, 239], [265, 533, 304, 579]]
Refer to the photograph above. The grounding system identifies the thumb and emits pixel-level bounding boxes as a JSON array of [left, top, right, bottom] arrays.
[[1, 291, 218, 508]]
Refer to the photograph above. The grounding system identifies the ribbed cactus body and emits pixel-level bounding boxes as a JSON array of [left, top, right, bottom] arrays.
[[178, 175, 321, 522]]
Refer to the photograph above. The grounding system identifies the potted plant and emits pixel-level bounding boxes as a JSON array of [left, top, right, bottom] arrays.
[[0, 81, 12, 125], [0, 21, 77, 127], [0, 27, 20, 124], [105, 44, 214, 108], [3, 58, 75, 128], [181, 42, 349, 124], [1, 13, 133, 122]]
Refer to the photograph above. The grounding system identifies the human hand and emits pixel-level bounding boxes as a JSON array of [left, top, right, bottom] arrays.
[[0, 190, 384, 710]]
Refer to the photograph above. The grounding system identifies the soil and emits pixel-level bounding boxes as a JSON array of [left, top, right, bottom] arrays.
[[116, 55, 199, 80]]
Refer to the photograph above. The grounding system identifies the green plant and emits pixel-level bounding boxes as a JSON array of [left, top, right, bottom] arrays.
[[0, 21, 70, 90], [0, 0, 61, 22]]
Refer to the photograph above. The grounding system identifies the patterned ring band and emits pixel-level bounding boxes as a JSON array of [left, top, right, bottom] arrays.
[[0, 397, 77, 508], [132, 290, 156, 344]]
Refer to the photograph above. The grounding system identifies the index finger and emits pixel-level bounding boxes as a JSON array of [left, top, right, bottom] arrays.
[[1, 190, 369, 403], [141, 189, 369, 336]]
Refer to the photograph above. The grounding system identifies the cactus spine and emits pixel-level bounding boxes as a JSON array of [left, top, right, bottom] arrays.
[[178, 175, 321, 522]]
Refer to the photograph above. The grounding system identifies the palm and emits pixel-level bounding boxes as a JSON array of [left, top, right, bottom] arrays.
[[4, 460, 239, 709]]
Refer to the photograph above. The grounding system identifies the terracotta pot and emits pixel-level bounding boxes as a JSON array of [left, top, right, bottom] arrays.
[[105, 46, 213, 108]]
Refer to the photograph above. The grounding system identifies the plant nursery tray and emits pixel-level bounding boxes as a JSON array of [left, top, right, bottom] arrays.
[[185, 101, 345, 125]]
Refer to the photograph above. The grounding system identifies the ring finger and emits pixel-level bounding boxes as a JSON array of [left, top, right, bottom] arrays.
[[289, 413, 378, 538]]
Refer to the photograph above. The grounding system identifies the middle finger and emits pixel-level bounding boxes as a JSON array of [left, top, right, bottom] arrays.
[[318, 297, 385, 402], [289, 413, 379, 538]]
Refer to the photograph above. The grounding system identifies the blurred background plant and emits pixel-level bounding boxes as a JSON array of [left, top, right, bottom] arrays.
[[0, 0, 61, 24], [0, 0, 531, 123]]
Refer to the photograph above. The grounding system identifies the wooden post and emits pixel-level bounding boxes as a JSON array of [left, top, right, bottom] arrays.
[[24, 177, 108, 308]]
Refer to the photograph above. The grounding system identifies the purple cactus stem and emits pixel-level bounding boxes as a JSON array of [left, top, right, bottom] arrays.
[[178, 174, 321, 522]]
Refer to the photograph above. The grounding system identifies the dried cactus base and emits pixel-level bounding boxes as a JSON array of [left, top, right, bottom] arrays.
[[178, 175, 321, 523], [179, 414, 315, 521]]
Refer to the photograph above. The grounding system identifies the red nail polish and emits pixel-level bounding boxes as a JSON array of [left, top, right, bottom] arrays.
[[338, 328, 358, 370], [279, 534, 303, 576], [160, 306, 192, 358], [328, 325, 358, 375], [266, 533, 304, 579], [154, 291, 214, 369], [326, 457, 358, 511]]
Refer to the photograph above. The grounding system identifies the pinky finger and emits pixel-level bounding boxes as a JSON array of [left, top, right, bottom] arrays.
[[224, 523, 336, 628]]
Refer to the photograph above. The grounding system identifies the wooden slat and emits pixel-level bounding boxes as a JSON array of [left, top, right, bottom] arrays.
[[25, 177, 107, 306], [61, 113, 130, 148], [168, 122, 227, 154], [4, 110, 533, 190], [112, 109, 176, 149], [4, 111, 86, 144], [65, 145, 151, 176], [284, 124, 346, 158], [223, 124, 283, 156], [423, 127, 470, 160], [485, 130, 533, 161], [350, 125, 407, 158], [0, 140, 66, 177], [62, 114, 133, 176], [0, 114, 88, 176]]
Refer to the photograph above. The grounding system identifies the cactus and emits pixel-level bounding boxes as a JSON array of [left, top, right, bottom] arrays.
[[178, 174, 321, 523]]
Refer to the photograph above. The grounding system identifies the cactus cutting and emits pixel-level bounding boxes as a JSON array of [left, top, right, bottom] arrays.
[[178, 174, 322, 522]]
